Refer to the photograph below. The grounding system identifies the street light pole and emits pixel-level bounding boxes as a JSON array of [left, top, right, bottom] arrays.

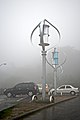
[[41, 50, 47, 100], [52, 48, 66, 96], [52, 48, 58, 95], [54, 66, 57, 95], [30, 19, 61, 101], [39, 20, 49, 101]]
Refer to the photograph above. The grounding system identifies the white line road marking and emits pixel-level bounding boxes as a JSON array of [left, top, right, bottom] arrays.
[[17, 98, 24, 102]]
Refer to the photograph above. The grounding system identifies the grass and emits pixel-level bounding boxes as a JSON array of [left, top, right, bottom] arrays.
[[0, 107, 13, 119]]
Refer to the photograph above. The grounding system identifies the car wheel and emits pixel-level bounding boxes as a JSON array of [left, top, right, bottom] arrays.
[[7, 92, 12, 97], [32, 95, 38, 101], [70, 91, 75, 95], [28, 91, 33, 96]]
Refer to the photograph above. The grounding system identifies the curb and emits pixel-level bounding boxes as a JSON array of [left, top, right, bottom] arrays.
[[12, 96, 77, 120]]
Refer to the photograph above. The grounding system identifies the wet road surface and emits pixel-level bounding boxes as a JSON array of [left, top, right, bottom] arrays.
[[0, 95, 31, 111], [23, 95, 80, 120]]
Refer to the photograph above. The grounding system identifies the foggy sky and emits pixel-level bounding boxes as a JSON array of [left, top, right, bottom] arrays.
[[0, 0, 80, 88]]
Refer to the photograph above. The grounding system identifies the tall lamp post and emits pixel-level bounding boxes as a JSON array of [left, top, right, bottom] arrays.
[[52, 48, 67, 95], [30, 19, 60, 101], [46, 47, 66, 96], [52, 48, 58, 95], [39, 21, 49, 101]]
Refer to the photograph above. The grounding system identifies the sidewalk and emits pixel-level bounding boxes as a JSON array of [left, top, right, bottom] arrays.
[[0, 95, 77, 120]]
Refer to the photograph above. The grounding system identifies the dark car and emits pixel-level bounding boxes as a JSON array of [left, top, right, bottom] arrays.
[[4, 82, 39, 97]]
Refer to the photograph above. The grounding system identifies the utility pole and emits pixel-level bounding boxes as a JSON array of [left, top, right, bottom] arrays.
[[52, 48, 58, 95], [30, 19, 61, 101]]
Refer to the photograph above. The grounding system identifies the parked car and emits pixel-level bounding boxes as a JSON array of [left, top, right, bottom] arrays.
[[4, 82, 39, 97], [48, 85, 79, 95]]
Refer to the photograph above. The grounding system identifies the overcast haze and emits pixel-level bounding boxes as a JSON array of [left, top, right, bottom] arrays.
[[0, 0, 80, 88]]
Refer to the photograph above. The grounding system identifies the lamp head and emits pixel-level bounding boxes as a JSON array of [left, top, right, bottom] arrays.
[[39, 21, 50, 47], [52, 48, 58, 65]]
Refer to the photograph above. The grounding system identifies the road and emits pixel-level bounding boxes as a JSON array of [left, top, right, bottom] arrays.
[[0, 95, 31, 111], [23, 95, 80, 120]]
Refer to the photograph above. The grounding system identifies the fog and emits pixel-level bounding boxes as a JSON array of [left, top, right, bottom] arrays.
[[46, 46, 80, 88], [0, 0, 80, 88]]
